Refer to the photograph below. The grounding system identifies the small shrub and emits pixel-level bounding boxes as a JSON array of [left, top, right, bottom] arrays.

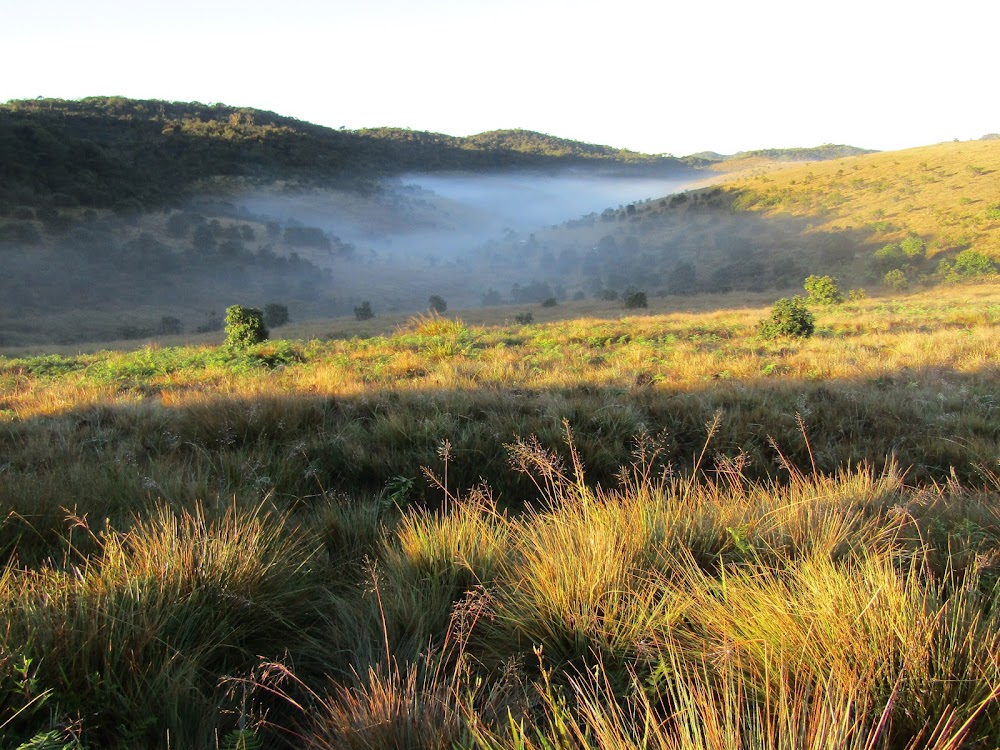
[[872, 243, 905, 273], [514, 312, 534, 325], [803, 275, 843, 305], [428, 295, 447, 313], [899, 236, 925, 259], [847, 288, 867, 302], [541, 297, 558, 308], [225, 305, 268, 348], [354, 301, 375, 321], [600, 289, 619, 301], [883, 269, 909, 291], [985, 205, 1000, 221], [757, 296, 815, 339], [263, 303, 290, 328], [623, 290, 648, 309]]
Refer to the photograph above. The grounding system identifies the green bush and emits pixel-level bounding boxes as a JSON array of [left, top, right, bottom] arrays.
[[428, 295, 447, 313], [757, 296, 815, 339], [883, 269, 909, 291], [899, 236, 925, 259], [803, 275, 843, 305], [871, 243, 906, 274], [514, 312, 534, 325], [224, 305, 268, 348], [938, 250, 996, 282], [354, 301, 375, 321]]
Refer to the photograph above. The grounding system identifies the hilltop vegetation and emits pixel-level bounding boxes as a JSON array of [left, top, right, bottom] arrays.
[[0, 97, 687, 213]]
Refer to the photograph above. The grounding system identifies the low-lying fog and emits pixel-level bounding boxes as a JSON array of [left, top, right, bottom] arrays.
[[233, 169, 699, 313]]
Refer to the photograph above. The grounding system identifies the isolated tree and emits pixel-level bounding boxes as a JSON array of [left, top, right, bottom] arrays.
[[354, 301, 375, 321], [757, 296, 814, 339], [803, 275, 843, 305], [225, 305, 268, 348], [428, 295, 447, 313]]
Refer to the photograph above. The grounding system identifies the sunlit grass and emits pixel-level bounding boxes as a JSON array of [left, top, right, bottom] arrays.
[[727, 139, 1000, 259], [2, 282, 1000, 746]]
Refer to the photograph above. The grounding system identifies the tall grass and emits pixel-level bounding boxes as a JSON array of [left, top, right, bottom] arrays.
[[2, 288, 1000, 746]]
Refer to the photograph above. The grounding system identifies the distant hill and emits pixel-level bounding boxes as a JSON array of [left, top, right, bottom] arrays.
[[691, 144, 877, 164], [0, 97, 689, 211]]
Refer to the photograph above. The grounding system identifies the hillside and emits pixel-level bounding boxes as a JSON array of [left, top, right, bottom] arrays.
[[0, 97, 689, 212], [501, 138, 1000, 302], [725, 138, 1000, 261], [1, 95, 994, 349]]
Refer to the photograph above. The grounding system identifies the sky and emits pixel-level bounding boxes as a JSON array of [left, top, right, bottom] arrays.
[[2, 0, 997, 156]]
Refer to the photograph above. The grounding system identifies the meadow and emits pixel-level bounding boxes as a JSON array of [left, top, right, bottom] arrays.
[[1, 279, 999, 748]]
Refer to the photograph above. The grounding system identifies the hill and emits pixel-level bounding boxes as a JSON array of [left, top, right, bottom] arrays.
[[724, 138, 1000, 253], [0, 97, 688, 212], [1, 96, 995, 348]]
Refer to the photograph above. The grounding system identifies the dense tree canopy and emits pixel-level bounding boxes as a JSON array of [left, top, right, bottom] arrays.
[[0, 97, 689, 212]]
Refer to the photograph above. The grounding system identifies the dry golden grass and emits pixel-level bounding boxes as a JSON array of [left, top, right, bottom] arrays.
[[726, 139, 1000, 258], [5, 283, 997, 421]]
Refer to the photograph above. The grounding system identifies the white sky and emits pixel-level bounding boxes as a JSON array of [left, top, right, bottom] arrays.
[[3, 0, 997, 156]]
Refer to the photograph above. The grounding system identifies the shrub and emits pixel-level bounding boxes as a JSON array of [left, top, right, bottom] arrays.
[[939, 250, 996, 282], [354, 301, 375, 321], [872, 243, 902, 271], [224, 305, 268, 348], [953, 249, 996, 276], [541, 297, 558, 308], [263, 303, 290, 328], [804, 275, 843, 305], [899, 236, 925, 259], [623, 290, 648, 309], [514, 312, 534, 325], [428, 295, 447, 313], [757, 296, 815, 339], [883, 269, 909, 291]]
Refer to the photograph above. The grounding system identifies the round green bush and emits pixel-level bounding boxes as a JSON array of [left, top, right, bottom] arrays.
[[757, 296, 815, 339]]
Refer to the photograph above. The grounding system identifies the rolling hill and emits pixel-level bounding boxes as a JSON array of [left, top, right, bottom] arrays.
[[0, 97, 689, 212]]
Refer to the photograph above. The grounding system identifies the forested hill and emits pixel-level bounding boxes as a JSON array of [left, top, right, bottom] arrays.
[[0, 97, 688, 211]]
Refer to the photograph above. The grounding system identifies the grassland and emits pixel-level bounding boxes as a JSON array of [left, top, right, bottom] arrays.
[[1, 278, 999, 748], [725, 138, 1000, 259]]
